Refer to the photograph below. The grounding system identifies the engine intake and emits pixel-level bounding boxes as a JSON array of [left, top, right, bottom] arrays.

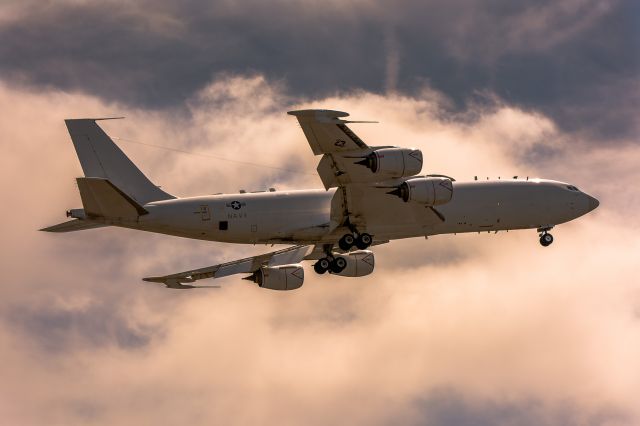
[[355, 148, 422, 179], [389, 176, 453, 205], [246, 264, 304, 291]]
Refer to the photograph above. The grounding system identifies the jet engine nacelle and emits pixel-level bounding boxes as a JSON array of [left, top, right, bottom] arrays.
[[332, 250, 375, 277], [389, 176, 453, 205], [250, 264, 304, 291], [355, 148, 423, 179]]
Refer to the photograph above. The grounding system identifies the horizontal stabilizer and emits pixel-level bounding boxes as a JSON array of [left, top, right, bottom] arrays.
[[77, 177, 148, 219], [40, 219, 107, 233]]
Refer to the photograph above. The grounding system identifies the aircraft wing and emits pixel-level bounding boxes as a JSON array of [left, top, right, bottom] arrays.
[[288, 109, 386, 190], [143, 245, 315, 288], [286, 109, 373, 155], [288, 109, 440, 232]]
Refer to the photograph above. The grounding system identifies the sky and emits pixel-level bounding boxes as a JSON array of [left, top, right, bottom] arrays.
[[0, 0, 639, 425]]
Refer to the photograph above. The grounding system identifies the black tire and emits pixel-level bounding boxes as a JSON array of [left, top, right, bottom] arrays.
[[540, 233, 553, 247], [330, 256, 347, 273], [338, 234, 355, 251], [355, 233, 373, 250], [314, 260, 328, 274]]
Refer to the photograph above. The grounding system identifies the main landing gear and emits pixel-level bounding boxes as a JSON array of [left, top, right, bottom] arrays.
[[539, 228, 554, 247], [338, 232, 373, 251], [314, 231, 373, 275], [313, 255, 347, 274]]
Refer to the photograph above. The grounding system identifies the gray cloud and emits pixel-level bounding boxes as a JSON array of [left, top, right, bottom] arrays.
[[411, 389, 630, 426], [0, 0, 637, 141], [7, 301, 157, 353]]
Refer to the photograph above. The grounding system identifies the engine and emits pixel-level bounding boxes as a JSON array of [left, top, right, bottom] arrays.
[[248, 264, 304, 291], [388, 176, 453, 205], [355, 148, 423, 179], [332, 250, 375, 277]]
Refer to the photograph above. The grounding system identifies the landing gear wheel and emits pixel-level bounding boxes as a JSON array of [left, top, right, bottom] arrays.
[[330, 256, 347, 273], [314, 258, 330, 274], [540, 233, 554, 247], [355, 233, 373, 250], [338, 234, 355, 251]]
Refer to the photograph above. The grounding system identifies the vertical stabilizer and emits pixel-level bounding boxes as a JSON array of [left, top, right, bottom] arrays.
[[65, 118, 174, 204]]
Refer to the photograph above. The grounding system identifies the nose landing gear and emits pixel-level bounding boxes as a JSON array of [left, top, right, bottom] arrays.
[[539, 231, 554, 247]]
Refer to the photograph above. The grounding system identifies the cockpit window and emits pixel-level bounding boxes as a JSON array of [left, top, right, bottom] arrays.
[[566, 185, 579, 191]]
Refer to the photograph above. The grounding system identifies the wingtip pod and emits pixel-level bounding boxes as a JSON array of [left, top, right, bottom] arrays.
[[287, 109, 378, 125], [142, 276, 205, 290], [287, 109, 349, 118], [64, 117, 125, 122], [142, 276, 194, 284]]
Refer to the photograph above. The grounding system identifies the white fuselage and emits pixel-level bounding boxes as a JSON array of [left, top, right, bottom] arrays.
[[105, 179, 598, 245]]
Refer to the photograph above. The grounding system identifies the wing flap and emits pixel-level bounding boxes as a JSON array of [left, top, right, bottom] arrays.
[[316, 155, 340, 190]]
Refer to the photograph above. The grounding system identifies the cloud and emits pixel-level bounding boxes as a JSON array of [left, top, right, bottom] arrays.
[[439, 0, 617, 60], [0, 0, 637, 142], [0, 74, 639, 425], [384, 26, 400, 94], [411, 389, 630, 426], [6, 300, 156, 353]]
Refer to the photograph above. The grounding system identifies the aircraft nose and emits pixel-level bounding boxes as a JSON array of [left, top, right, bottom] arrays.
[[586, 194, 599, 212]]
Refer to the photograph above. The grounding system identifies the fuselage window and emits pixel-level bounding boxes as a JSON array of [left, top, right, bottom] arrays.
[[566, 185, 579, 191], [219, 221, 228, 231]]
